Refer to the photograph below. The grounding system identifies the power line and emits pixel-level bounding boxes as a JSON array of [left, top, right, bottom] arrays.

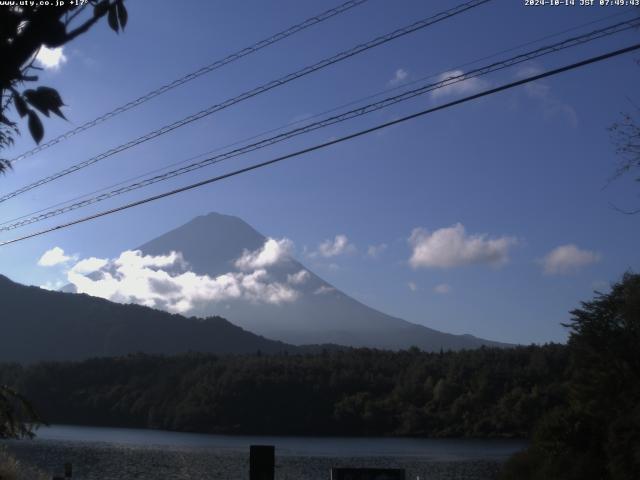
[[4, 6, 632, 229], [2, 5, 635, 230], [2, 42, 638, 247], [2, 16, 637, 233], [15, 5, 632, 231], [7, 0, 371, 164], [0, 0, 492, 205], [0, 9, 635, 231]]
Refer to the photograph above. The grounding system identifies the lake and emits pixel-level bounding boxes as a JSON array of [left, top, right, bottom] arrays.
[[2, 425, 527, 480]]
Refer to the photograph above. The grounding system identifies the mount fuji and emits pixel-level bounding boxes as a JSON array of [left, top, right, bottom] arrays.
[[123, 212, 510, 351]]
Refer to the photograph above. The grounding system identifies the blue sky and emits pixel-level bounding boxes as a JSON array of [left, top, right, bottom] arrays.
[[1, 0, 639, 344]]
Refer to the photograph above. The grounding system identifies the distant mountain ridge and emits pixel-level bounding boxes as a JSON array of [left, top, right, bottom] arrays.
[[136, 212, 510, 351], [0, 274, 298, 363]]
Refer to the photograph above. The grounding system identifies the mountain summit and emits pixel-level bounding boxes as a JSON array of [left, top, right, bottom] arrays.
[[134, 212, 509, 351]]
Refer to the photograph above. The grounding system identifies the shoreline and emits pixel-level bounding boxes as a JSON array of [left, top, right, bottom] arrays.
[[28, 422, 530, 441], [4, 440, 507, 480], [13, 424, 527, 459]]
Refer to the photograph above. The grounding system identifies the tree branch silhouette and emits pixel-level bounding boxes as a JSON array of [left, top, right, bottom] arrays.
[[0, 0, 128, 175]]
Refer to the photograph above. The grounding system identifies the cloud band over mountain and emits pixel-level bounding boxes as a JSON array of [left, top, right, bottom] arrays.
[[46, 239, 302, 313]]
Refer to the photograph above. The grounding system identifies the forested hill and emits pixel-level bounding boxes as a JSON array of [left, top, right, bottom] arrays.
[[0, 274, 297, 362], [0, 345, 568, 438]]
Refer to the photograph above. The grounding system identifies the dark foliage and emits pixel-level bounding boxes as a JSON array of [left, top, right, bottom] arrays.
[[0, 385, 42, 439], [0, 0, 127, 172], [501, 273, 640, 480], [0, 344, 568, 438], [610, 106, 640, 187]]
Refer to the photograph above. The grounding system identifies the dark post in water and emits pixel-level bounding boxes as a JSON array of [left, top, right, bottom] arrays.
[[250, 445, 275, 480], [331, 468, 406, 480]]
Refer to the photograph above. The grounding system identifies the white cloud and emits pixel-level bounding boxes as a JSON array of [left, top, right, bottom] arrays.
[[287, 269, 310, 285], [389, 68, 408, 86], [312, 234, 356, 258], [367, 243, 387, 259], [434, 283, 451, 294], [516, 65, 551, 100], [314, 285, 335, 295], [517, 64, 543, 78], [516, 64, 578, 128], [541, 244, 600, 275], [70, 257, 109, 274], [38, 247, 75, 267], [35, 46, 67, 70], [66, 241, 300, 314], [235, 238, 292, 270], [407, 281, 417, 292], [116, 250, 183, 269], [431, 70, 489, 99], [409, 223, 516, 269], [237, 269, 298, 304]]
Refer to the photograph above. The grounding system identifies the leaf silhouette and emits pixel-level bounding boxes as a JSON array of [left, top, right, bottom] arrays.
[[93, 0, 110, 17], [27, 110, 44, 144], [24, 87, 66, 119], [108, 4, 119, 33], [116, 0, 128, 30], [13, 94, 29, 118]]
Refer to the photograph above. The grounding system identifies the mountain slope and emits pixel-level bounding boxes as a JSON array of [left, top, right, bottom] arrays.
[[0, 274, 296, 363], [138, 212, 510, 350]]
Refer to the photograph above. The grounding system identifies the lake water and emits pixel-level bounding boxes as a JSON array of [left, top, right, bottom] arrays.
[[2, 425, 527, 480], [32, 424, 526, 459]]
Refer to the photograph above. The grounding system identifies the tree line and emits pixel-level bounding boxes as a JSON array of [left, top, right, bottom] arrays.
[[500, 272, 640, 480], [0, 343, 568, 438]]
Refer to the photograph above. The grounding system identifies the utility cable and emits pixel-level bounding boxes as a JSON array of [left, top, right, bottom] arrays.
[[0, 0, 491, 204], [4, 5, 631, 229], [7, 0, 371, 163], [2, 17, 637, 233], [2, 42, 638, 247]]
